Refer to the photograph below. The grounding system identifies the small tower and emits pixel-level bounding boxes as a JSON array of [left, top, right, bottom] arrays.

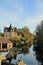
[[9, 24, 12, 29]]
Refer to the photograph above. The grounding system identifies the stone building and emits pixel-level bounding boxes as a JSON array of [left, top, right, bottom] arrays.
[[0, 37, 12, 51], [4, 24, 17, 38]]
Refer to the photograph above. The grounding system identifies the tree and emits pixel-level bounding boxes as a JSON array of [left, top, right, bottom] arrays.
[[22, 27, 33, 44], [34, 21, 43, 48], [0, 32, 4, 37]]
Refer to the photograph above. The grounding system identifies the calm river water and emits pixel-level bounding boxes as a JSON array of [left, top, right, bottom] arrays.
[[0, 45, 43, 65]]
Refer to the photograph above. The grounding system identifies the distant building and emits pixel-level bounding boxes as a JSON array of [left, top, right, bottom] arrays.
[[4, 24, 17, 38], [0, 37, 12, 51]]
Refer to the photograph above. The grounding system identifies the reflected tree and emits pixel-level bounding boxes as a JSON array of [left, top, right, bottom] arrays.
[[35, 50, 43, 65]]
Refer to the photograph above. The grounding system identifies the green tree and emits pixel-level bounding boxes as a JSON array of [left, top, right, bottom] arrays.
[[34, 21, 43, 48], [0, 32, 4, 37]]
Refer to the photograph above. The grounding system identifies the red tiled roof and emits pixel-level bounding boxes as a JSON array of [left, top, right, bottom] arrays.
[[0, 37, 12, 44]]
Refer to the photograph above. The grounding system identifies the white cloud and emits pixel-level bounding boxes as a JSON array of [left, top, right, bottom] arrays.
[[22, 16, 43, 32], [0, 9, 21, 22], [0, 0, 43, 33]]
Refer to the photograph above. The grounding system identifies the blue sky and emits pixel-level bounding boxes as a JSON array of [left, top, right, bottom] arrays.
[[0, 0, 43, 32]]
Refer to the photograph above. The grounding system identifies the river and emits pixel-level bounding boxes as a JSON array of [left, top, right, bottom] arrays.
[[0, 45, 43, 65]]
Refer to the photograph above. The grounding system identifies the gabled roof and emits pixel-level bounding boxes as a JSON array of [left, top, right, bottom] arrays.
[[4, 24, 17, 32], [4, 24, 12, 32], [0, 37, 12, 43]]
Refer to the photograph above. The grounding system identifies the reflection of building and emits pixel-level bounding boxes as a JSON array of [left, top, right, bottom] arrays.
[[4, 24, 17, 38], [0, 37, 12, 51]]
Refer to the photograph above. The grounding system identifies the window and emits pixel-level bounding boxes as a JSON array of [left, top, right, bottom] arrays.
[[2, 43, 7, 48], [9, 45, 11, 47]]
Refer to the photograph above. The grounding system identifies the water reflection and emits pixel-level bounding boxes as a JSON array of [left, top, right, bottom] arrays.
[[35, 50, 43, 65], [6, 45, 37, 65], [0, 45, 41, 65], [6, 46, 29, 60], [2, 46, 29, 65]]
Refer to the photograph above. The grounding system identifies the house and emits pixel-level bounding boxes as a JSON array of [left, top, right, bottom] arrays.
[[0, 37, 13, 51], [4, 24, 17, 38]]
